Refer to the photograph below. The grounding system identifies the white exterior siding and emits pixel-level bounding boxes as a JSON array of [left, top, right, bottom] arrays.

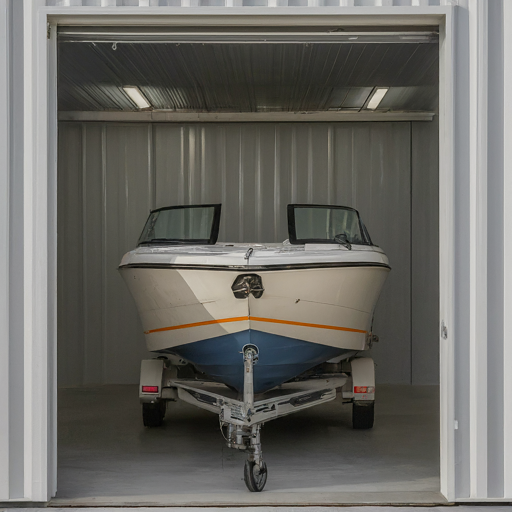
[[0, 0, 11, 500], [46, 0, 456, 7], [502, 0, 512, 499], [0, 0, 511, 503]]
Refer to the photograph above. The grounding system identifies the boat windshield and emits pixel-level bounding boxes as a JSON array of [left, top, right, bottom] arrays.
[[138, 204, 221, 246], [287, 204, 373, 245]]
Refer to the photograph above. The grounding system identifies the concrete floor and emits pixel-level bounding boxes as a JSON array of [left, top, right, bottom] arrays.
[[53, 384, 442, 506]]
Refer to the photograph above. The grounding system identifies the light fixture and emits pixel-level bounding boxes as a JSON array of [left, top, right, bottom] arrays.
[[123, 86, 151, 109], [366, 88, 389, 110]]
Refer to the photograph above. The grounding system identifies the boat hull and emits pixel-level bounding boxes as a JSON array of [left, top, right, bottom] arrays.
[[120, 264, 389, 392], [159, 330, 350, 393]]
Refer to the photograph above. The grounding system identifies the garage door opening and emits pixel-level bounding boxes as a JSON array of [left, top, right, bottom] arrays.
[[54, 25, 441, 505]]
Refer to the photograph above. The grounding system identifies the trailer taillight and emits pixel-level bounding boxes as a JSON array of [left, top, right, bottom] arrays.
[[354, 386, 375, 394], [142, 385, 159, 393]]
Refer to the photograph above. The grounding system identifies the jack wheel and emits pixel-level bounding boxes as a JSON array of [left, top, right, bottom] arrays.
[[142, 401, 166, 427], [244, 460, 267, 492], [352, 400, 374, 429]]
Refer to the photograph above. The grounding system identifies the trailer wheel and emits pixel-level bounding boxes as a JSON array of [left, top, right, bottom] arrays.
[[244, 460, 267, 492], [142, 401, 166, 427], [352, 400, 374, 429]]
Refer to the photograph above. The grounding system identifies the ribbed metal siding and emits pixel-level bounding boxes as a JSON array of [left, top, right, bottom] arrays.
[[58, 123, 154, 385], [57, 120, 439, 387], [47, 0, 456, 7]]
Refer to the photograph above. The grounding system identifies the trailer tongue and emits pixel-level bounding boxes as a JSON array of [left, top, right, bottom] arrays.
[[139, 346, 375, 492]]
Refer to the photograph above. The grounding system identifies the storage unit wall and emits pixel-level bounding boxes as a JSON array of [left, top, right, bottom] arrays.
[[57, 119, 439, 387]]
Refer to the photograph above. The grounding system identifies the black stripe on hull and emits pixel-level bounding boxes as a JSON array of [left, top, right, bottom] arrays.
[[118, 262, 391, 272]]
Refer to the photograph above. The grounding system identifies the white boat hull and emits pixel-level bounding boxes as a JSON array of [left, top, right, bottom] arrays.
[[120, 258, 389, 392], [120, 265, 389, 353], [119, 241, 389, 392]]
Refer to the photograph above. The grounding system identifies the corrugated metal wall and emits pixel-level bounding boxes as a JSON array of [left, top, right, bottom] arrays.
[[57, 120, 439, 386], [46, 0, 455, 8]]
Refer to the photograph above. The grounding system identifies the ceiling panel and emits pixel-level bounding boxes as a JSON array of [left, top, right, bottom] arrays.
[[58, 41, 438, 112]]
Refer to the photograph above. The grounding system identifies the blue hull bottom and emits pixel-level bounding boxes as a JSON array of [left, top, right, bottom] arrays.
[[157, 330, 350, 394]]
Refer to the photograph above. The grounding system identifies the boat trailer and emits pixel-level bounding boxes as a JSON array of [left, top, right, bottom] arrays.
[[139, 346, 376, 492]]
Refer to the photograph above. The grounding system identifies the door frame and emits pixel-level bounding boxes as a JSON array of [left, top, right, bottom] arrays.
[[18, 3, 455, 502]]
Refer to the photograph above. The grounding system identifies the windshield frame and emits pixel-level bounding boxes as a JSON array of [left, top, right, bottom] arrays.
[[137, 204, 222, 246], [287, 204, 373, 246]]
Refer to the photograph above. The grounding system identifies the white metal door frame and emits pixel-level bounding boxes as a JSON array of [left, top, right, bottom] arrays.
[[16, 3, 456, 503]]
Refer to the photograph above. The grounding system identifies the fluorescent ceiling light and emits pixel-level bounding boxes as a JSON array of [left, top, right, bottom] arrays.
[[366, 88, 389, 110], [123, 86, 151, 109]]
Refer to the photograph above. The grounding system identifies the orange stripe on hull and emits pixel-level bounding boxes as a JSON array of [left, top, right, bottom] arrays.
[[145, 316, 249, 334], [145, 316, 366, 335], [251, 317, 367, 334]]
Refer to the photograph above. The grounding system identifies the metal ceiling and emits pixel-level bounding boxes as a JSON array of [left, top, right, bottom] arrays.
[[58, 29, 438, 112]]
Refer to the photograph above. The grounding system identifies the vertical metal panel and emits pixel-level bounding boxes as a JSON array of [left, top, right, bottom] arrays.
[[452, 0, 471, 498], [0, 0, 27, 499], [486, 0, 504, 497], [437, 6, 456, 501], [503, 0, 512, 498], [82, 124, 107, 384], [57, 123, 85, 387], [351, 123, 412, 384], [102, 124, 154, 384], [412, 117, 439, 385], [0, 0, 26, 498], [468, 0, 488, 497], [22, 0, 52, 500], [0, 0, 11, 499], [8, 0, 25, 498], [47, 20, 59, 499], [58, 121, 437, 387]]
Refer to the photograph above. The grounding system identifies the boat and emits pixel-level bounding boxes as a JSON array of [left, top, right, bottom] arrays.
[[119, 203, 390, 394]]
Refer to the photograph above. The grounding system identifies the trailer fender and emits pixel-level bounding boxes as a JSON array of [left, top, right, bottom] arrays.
[[350, 357, 375, 401], [139, 359, 165, 403]]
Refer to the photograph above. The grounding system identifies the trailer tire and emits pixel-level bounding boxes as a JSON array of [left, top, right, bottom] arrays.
[[142, 401, 166, 427], [352, 400, 374, 429], [244, 460, 268, 492]]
